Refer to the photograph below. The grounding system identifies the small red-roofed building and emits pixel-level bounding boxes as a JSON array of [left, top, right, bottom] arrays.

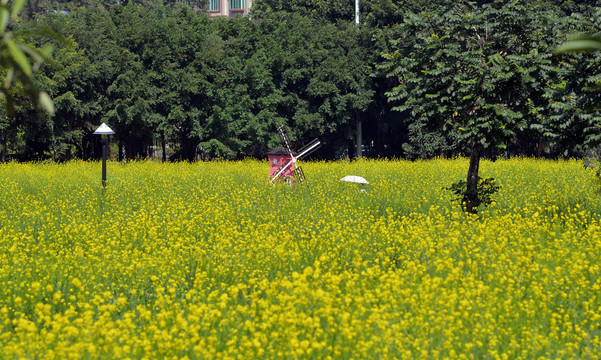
[[268, 147, 296, 183]]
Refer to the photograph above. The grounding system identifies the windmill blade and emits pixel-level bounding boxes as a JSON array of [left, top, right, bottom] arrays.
[[294, 166, 306, 185], [277, 126, 294, 157], [296, 138, 321, 159]]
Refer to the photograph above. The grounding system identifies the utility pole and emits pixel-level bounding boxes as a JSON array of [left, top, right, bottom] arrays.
[[355, 0, 362, 159]]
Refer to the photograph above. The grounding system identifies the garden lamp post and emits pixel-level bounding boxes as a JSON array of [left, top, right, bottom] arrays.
[[94, 123, 115, 188]]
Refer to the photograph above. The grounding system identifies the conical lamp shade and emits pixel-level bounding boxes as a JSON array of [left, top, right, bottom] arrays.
[[94, 123, 115, 135]]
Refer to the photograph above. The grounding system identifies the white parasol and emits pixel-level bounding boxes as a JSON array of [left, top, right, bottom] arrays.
[[340, 175, 369, 185]]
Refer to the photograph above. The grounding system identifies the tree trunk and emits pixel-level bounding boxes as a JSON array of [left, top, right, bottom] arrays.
[[464, 146, 481, 214], [347, 137, 355, 160]]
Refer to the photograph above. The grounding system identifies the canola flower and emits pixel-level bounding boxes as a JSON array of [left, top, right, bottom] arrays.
[[0, 158, 599, 359]]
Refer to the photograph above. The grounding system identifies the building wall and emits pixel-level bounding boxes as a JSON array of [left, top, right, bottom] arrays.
[[208, 0, 252, 17]]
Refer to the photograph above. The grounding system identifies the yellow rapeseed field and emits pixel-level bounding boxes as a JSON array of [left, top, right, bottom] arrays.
[[0, 158, 599, 359]]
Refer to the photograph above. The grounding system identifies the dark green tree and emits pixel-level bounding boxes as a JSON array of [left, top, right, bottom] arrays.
[[382, 0, 567, 213], [551, 10, 601, 156], [0, 0, 55, 161]]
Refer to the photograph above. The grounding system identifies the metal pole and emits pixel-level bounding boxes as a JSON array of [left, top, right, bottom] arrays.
[[356, 114, 362, 159], [355, 0, 362, 159], [101, 136, 107, 188]]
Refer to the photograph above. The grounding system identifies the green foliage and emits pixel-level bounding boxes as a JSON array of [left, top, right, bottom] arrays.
[[251, 0, 435, 27], [381, 0, 566, 158], [547, 10, 601, 157], [553, 10, 601, 189], [10, 1, 378, 161], [0, 0, 54, 115], [3, 0, 601, 162], [445, 176, 501, 213]]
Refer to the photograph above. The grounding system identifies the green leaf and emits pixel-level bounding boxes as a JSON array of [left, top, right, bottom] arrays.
[[38, 44, 55, 58], [19, 43, 54, 67], [11, 0, 25, 19], [555, 39, 601, 54], [38, 91, 54, 115], [5, 37, 32, 76], [3, 67, 13, 89], [0, 7, 9, 35]]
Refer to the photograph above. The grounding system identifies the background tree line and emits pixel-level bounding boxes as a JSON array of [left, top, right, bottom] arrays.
[[1, 0, 599, 162]]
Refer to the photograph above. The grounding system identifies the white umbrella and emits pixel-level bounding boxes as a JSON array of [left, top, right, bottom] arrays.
[[340, 175, 369, 185]]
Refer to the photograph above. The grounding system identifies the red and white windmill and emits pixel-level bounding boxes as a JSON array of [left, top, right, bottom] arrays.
[[268, 126, 320, 185]]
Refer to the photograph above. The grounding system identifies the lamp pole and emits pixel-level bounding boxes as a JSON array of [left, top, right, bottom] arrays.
[[94, 123, 115, 188], [101, 135, 108, 187]]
